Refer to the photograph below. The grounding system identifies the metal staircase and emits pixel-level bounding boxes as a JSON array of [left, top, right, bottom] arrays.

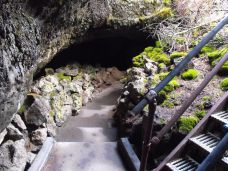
[[155, 93, 228, 171], [118, 15, 228, 171]]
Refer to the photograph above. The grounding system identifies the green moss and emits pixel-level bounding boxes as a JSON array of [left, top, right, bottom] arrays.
[[202, 96, 212, 102], [158, 63, 166, 70], [175, 37, 186, 44], [179, 116, 199, 133], [132, 54, 145, 67], [163, 80, 180, 92], [147, 48, 170, 64], [220, 78, 228, 91], [45, 68, 55, 75], [221, 61, 228, 73], [201, 45, 215, 54], [181, 69, 199, 80], [49, 110, 55, 118], [18, 104, 26, 113], [56, 72, 72, 81], [208, 50, 221, 62], [170, 51, 187, 59], [133, 46, 170, 66], [195, 110, 206, 119], [155, 40, 167, 49], [163, 0, 171, 5], [144, 46, 154, 53], [161, 99, 175, 108], [159, 72, 169, 80]]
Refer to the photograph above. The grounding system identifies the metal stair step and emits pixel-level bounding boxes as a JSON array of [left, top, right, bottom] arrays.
[[166, 156, 199, 171], [190, 133, 228, 164], [211, 111, 228, 125]]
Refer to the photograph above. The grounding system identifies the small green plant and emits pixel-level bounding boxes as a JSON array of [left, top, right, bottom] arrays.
[[161, 99, 175, 108], [170, 51, 187, 59], [208, 50, 221, 62], [56, 72, 72, 81], [220, 78, 228, 91], [158, 63, 166, 70], [194, 110, 206, 119], [163, 80, 180, 92], [181, 69, 199, 80], [179, 116, 199, 133], [200, 45, 215, 54]]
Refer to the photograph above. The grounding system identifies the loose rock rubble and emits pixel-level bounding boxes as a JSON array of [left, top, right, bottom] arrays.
[[0, 64, 125, 170]]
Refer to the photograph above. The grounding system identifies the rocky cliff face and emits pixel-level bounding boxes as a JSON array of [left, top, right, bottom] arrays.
[[0, 0, 168, 133]]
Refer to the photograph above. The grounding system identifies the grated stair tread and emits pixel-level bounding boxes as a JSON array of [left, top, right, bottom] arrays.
[[166, 156, 199, 171], [211, 111, 228, 125], [190, 133, 228, 164]]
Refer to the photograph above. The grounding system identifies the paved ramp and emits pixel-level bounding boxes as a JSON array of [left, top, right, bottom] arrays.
[[30, 83, 127, 171]]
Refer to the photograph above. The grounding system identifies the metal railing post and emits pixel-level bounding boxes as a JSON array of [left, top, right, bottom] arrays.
[[140, 100, 157, 171]]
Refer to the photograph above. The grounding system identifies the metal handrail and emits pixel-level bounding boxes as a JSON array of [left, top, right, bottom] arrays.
[[131, 15, 228, 116]]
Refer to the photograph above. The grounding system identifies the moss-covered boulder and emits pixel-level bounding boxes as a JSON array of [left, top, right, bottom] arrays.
[[170, 51, 187, 60], [181, 69, 199, 80], [220, 78, 228, 91]]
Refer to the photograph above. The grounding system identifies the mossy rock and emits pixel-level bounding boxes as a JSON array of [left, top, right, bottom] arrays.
[[200, 45, 215, 54], [220, 78, 228, 91], [132, 54, 145, 67], [208, 50, 222, 62], [133, 46, 170, 66], [211, 58, 228, 75], [170, 51, 187, 59], [194, 110, 206, 119], [56, 72, 72, 81], [179, 116, 199, 133], [181, 69, 199, 80]]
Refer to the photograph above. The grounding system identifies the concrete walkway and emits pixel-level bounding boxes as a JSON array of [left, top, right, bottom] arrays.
[[42, 83, 127, 171]]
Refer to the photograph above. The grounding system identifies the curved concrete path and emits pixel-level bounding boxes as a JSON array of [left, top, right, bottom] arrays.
[[56, 83, 122, 142], [42, 83, 127, 171]]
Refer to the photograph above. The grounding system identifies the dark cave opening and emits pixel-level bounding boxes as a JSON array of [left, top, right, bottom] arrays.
[[35, 31, 155, 78]]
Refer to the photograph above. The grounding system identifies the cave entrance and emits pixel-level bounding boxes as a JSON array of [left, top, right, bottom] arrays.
[[37, 31, 155, 78]]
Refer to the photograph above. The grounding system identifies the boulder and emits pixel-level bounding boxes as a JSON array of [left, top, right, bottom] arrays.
[[0, 139, 27, 171], [108, 67, 125, 80], [6, 124, 23, 141], [24, 96, 51, 126], [12, 114, 27, 131], [0, 129, 7, 145], [31, 128, 47, 145], [27, 152, 36, 166]]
